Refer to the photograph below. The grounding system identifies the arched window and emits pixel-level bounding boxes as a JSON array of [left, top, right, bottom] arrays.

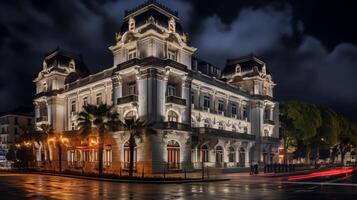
[[204, 119, 211, 128], [168, 111, 179, 122], [215, 146, 223, 167], [125, 111, 137, 121], [167, 140, 180, 169], [218, 122, 224, 130], [124, 141, 137, 169], [229, 147, 235, 162], [201, 144, 209, 162], [239, 148, 245, 167], [264, 129, 269, 137]]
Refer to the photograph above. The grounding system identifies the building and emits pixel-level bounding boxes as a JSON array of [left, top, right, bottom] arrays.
[[0, 112, 34, 157], [33, 1, 279, 173]]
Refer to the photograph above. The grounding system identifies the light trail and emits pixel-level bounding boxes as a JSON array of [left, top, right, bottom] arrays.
[[287, 168, 354, 181]]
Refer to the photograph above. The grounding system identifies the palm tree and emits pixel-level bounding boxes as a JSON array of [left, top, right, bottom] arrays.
[[38, 124, 53, 162], [120, 118, 150, 177], [77, 104, 120, 177]]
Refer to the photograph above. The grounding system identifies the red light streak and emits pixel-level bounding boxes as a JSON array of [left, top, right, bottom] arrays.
[[287, 168, 354, 181]]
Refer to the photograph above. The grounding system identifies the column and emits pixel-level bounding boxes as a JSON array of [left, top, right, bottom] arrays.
[[245, 149, 250, 167], [181, 75, 191, 124], [112, 74, 122, 104]]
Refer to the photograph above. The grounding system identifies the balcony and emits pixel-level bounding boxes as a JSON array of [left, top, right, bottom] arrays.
[[264, 119, 275, 125], [117, 95, 138, 105], [194, 127, 255, 140], [36, 116, 48, 123], [166, 96, 186, 106], [155, 122, 191, 131], [260, 136, 280, 143]]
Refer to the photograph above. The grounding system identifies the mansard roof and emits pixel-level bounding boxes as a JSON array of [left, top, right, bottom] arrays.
[[120, 0, 184, 35], [43, 48, 90, 83], [222, 54, 267, 76], [192, 57, 221, 78]]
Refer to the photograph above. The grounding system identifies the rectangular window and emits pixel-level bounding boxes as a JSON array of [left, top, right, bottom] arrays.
[[71, 101, 76, 112], [96, 93, 102, 105], [203, 96, 210, 109], [191, 91, 194, 104], [14, 127, 18, 134], [167, 49, 177, 61], [128, 82, 136, 95], [243, 106, 249, 120], [231, 104, 237, 115], [218, 100, 224, 112], [104, 148, 112, 167], [83, 97, 88, 107], [14, 117, 18, 125], [167, 84, 176, 96], [128, 49, 137, 60]]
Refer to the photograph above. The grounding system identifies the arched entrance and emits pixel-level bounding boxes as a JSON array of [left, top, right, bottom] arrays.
[[239, 148, 245, 167], [167, 140, 180, 169], [201, 144, 209, 162], [215, 146, 223, 168], [228, 146, 236, 163]]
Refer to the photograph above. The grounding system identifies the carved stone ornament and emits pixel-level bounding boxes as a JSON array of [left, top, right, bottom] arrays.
[[115, 32, 122, 42]]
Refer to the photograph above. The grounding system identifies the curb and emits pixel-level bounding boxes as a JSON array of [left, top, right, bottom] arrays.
[[2, 170, 229, 184]]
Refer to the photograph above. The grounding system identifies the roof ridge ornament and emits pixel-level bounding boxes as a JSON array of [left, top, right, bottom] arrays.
[[129, 17, 136, 31], [147, 15, 156, 24], [168, 17, 176, 32]]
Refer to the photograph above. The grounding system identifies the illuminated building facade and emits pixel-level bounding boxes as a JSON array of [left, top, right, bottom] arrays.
[[33, 1, 279, 173]]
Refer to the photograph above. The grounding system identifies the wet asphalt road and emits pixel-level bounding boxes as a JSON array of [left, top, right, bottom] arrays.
[[0, 173, 356, 200]]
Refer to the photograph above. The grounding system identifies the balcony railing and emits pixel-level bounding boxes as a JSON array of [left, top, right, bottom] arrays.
[[117, 95, 138, 105], [194, 127, 255, 140], [260, 136, 280, 143], [36, 116, 48, 122], [264, 119, 275, 125], [166, 96, 186, 106], [155, 122, 191, 131]]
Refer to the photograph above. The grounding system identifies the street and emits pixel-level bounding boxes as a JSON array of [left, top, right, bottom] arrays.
[[0, 173, 356, 199]]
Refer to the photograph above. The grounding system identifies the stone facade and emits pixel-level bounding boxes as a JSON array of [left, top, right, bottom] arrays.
[[33, 1, 279, 173]]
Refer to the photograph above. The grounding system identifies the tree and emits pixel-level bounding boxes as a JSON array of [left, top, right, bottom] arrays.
[[119, 118, 152, 177], [280, 102, 299, 164], [280, 101, 322, 164], [38, 124, 53, 162], [6, 145, 17, 162], [77, 104, 120, 177], [337, 117, 357, 165], [312, 107, 340, 165]]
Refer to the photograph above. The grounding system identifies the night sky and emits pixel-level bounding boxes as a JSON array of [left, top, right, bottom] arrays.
[[0, 0, 357, 120]]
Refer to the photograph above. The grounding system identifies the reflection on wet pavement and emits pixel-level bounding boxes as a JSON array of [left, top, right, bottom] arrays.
[[0, 173, 356, 199]]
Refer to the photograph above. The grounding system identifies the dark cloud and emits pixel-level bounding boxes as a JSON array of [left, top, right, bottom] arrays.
[[191, 2, 357, 119], [0, 0, 357, 120]]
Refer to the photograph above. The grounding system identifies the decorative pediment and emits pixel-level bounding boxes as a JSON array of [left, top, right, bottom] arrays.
[[139, 23, 164, 34]]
